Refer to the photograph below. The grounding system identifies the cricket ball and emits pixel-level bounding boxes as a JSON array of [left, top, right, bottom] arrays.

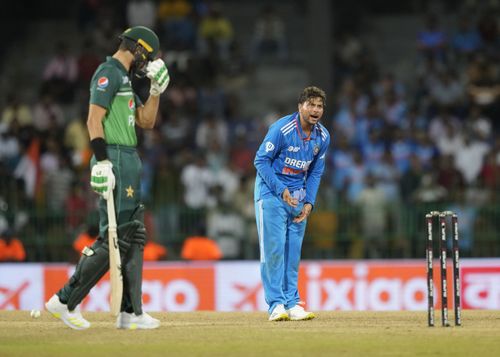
[[30, 309, 41, 318]]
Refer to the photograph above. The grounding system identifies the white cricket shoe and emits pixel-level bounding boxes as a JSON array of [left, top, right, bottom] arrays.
[[116, 311, 160, 329], [268, 304, 290, 322], [287, 305, 316, 321], [45, 294, 91, 330]]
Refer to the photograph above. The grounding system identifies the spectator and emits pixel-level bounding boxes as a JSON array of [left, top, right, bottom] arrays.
[[453, 134, 490, 185], [195, 112, 228, 150], [466, 53, 500, 114], [250, 5, 288, 62], [229, 132, 254, 176], [329, 136, 354, 194], [0, 229, 26, 262], [417, 14, 447, 62], [32, 92, 65, 134], [345, 150, 367, 203], [373, 73, 405, 100], [40, 137, 62, 175], [465, 106, 492, 142], [206, 139, 228, 173], [143, 239, 168, 261], [0, 124, 21, 171], [198, 4, 234, 60], [380, 89, 406, 127], [336, 33, 363, 75], [480, 151, 500, 190], [72, 224, 99, 257], [356, 175, 387, 258], [198, 82, 226, 117], [211, 162, 240, 205], [477, 11, 499, 54], [370, 150, 400, 203], [42, 42, 78, 103], [77, 39, 101, 89], [413, 172, 447, 204], [361, 129, 385, 171], [399, 155, 423, 203], [452, 15, 482, 58], [428, 70, 464, 110], [152, 154, 182, 247], [333, 98, 358, 144], [207, 196, 244, 259], [64, 109, 91, 169], [428, 107, 461, 144], [436, 154, 465, 194], [391, 129, 413, 174], [157, 0, 196, 50], [126, 0, 156, 28], [446, 191, 477, 256], [413, 129, 437, 169], [232, 174, 258, 258], [1, 93, 33, 128], [181, 234, 222, 260], [42, 146, 74, 213], [165, 78, 198, 110], [91, 17, 121, 55], [77, 0, 102, 31], [13, 138, 40, 200], [181, 153, 217, 211], [160, 109, 193, 154], [65, 181, 90, 232]]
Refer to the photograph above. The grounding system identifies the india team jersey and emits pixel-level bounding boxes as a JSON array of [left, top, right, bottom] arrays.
[[89, 56, 143, 147], [254, 112, 331, 206]]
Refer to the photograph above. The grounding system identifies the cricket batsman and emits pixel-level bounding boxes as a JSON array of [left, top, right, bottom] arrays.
[[45, 26, 169, 329], [254, 86, 330, 321]]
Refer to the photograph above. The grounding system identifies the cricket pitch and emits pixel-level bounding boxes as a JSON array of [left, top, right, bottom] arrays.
[[1, 310, 499, 356]]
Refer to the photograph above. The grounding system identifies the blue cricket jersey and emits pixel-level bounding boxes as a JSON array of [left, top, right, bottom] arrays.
[[254, 112, 331, 206]]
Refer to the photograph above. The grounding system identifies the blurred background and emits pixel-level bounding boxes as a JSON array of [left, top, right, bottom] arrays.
[[0, 0, 499, 263]]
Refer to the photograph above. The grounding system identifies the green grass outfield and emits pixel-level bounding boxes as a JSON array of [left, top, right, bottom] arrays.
[[1, 310, 499, 356]]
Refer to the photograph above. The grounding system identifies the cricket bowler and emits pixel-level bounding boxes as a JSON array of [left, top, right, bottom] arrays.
[[254, 86, 330, 321], [45, 26, 169, 330]]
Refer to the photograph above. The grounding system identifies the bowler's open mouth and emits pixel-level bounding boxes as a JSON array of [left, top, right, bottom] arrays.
[[310, 114, 319, 120]]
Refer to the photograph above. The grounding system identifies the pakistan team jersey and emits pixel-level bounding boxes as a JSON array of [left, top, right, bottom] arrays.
[[254, 112, 331, 206], [89, 56, 143, 147]]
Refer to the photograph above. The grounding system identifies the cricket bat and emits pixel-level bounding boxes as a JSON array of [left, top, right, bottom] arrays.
[[107, 193, 123, 316]]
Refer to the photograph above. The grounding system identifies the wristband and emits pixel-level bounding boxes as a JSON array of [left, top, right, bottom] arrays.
[[90, 138, 108, 161]]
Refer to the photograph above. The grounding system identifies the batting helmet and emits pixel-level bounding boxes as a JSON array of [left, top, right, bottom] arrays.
[[119, 26, 160, 77]]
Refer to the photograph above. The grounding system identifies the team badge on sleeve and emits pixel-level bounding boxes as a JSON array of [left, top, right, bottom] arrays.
[[128, 98, 135, 110], [97, 77, 109, 89], [313, 145, 320, 155], [265, 141, 275, 152]]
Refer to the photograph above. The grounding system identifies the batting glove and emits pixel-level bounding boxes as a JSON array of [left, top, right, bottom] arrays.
[[90, 160, 115, 200], [146, 59, 170, 96]]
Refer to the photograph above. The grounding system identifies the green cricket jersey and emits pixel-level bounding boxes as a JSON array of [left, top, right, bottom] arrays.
[[89, 57, 143, 147]]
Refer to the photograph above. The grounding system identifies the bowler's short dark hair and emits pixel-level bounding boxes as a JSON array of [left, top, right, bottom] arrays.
[[298, 86, 326, 106]]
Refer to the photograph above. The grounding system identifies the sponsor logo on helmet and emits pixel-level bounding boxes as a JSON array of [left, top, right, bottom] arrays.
[[97, 77, 109, 89], [128, 98, 135, 110]]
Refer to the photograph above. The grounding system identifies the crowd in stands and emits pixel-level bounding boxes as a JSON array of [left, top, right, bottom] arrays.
[[0, 0, 499, 262]]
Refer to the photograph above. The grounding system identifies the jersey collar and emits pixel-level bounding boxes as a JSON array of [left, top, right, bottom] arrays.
[[294, 112, 318, 141], [106, 56, 129, 76]]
